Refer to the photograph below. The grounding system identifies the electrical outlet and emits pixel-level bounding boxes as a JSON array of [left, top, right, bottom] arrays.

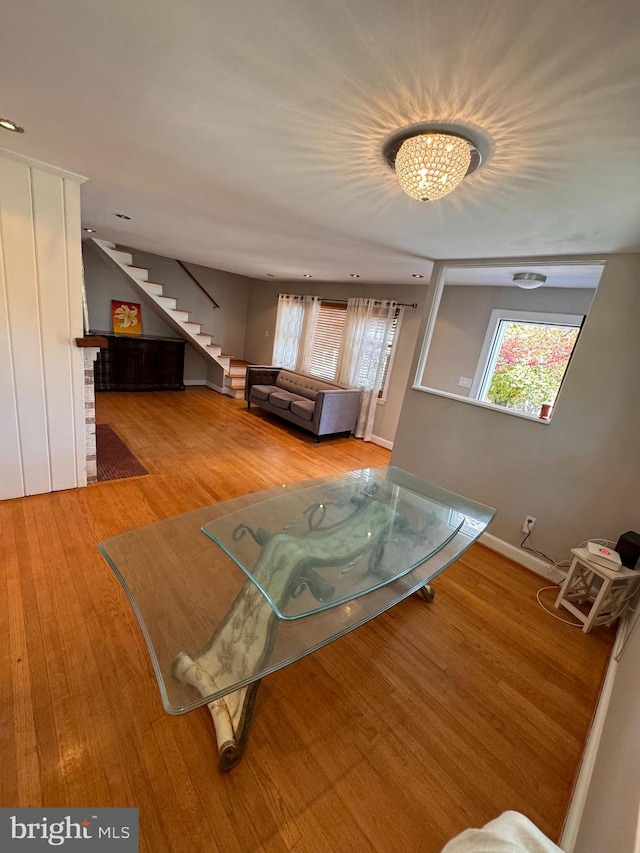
[[523, 515, 536, 534]]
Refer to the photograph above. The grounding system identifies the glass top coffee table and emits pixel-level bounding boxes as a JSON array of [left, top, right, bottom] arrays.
[[99, 467, 495, 770]]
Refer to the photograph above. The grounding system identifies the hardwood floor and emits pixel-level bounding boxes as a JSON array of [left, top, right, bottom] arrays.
[[1, 388, 612, 851]]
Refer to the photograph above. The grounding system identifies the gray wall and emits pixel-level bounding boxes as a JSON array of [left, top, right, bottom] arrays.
[[130, 248, 254, 388], [391, 253, 640, 561], [129, 248, 252, 363], [423, 285, 594, 396], [244, 279, 427, 444], [83, 241, 256, 385], [83, 241, 176, 338], [393, 254, 640, 853]]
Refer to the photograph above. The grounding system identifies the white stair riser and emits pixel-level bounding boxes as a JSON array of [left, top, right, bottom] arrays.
[[127, 267, 150, 281], [90, 238, 236, 383], [139, 282, 164, 296], [155, 296, 178, 310], [109, 250, 134, 265]]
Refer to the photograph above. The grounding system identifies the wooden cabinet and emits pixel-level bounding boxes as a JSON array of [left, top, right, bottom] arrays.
[[93, 333, 186, 391]]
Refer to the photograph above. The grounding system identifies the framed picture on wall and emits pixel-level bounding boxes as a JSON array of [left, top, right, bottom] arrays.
[[112, 300, 142, 335]]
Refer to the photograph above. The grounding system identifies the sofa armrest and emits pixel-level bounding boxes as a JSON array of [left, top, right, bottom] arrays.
[[313, 388, 362, 435], [245, 366, 281, 402]]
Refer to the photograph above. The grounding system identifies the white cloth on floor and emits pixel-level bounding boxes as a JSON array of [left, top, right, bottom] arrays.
[[440, 811, 564, 853]]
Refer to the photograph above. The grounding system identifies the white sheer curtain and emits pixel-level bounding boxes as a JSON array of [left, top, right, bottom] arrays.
[[295, 295, 321, 373], [272, 294, 321, 372], [336, 298, 399, 441]]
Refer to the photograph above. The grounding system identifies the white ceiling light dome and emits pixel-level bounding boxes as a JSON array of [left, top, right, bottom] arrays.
[[513, 272, 547, 289]]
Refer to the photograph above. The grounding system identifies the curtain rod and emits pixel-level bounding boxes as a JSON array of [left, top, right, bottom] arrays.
[[284, 294, 417, 309]]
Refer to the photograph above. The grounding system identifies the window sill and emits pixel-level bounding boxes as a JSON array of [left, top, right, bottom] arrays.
[[411, 385, 553, 424]]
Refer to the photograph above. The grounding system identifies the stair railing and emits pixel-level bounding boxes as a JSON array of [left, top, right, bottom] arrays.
[[176, 260, 220, 309]]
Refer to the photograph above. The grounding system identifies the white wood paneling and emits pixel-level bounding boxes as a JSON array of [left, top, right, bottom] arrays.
[[63, 180, 88, 488], [32, 169, 78, 491], [0, 149, 86, 500], [0, 156, 51, 496], [0, 210, 24, 499]]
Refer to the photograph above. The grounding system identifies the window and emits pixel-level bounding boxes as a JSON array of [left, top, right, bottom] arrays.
[[306, 301, 346, 380], [472, 310, 583, 417], [305, 301, 401, 396]]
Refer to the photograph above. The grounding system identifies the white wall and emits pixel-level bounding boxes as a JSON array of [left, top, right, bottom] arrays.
[[0, 148, 87, 499], [244, 279, 427, 445]]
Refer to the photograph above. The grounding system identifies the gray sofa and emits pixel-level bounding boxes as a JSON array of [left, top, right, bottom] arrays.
[[245, 367, 361, 439]]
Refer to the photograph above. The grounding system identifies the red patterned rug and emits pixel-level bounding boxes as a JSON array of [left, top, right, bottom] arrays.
[[96, 424, 148, 482]]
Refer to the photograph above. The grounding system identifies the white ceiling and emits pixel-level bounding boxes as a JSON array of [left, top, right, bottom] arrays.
[[445, 263, 605, 289], [2, 0, 639, 284]]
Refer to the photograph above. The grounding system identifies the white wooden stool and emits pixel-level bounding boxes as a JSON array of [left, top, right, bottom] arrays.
[[555, 547, 640, 633]]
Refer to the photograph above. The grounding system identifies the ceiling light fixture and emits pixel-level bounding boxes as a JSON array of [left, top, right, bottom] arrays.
[[383, 126, 481, 202], [412, 274, 424, 279], [114, 213, 131, 220], [83, 227, 97, 233], [303, 274, 312, 278], [350, 274, 360, 278], [513, 272, 547, 289], [0, 117, 24, 133]]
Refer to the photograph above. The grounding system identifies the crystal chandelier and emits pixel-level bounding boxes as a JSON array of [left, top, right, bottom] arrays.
[[383, 127, 481, 202]]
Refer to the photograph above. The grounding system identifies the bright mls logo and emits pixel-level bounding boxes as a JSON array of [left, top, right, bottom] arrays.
[[0, 808, 138, 851]]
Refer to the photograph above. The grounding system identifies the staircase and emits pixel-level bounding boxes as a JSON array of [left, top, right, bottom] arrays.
[[90, 238, 248, 398]]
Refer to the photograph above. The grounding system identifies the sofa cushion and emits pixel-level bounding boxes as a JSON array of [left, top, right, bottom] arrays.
[[276, 370, 346, 400], [269, 390, 307, 410], [251, 384, 279, 401], [290, 399, 315, 421]]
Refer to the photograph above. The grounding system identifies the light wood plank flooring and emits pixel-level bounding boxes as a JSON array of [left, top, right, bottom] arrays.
[[1, 388, 612, 851]]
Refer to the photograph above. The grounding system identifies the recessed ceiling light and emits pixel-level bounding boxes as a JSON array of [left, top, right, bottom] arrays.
[[412, 274, 424, 279], [266, 273, 275, 277], [114, 213, 131, 220], [0, 118, 24, 133], [83, 228, 97, 233], [350, 274, 360, 278], [303, 274, 312, 278]]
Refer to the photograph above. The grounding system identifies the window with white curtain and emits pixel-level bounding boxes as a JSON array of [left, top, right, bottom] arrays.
[[272, 294, 402, 405]]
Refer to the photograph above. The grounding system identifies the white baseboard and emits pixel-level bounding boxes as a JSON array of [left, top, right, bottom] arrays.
[[559, 646, 619, 851], [183, 379, 207, 386], [371, 435, 393, 450], [479, 532, 566, 583], [204, 380, 243, 399]]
